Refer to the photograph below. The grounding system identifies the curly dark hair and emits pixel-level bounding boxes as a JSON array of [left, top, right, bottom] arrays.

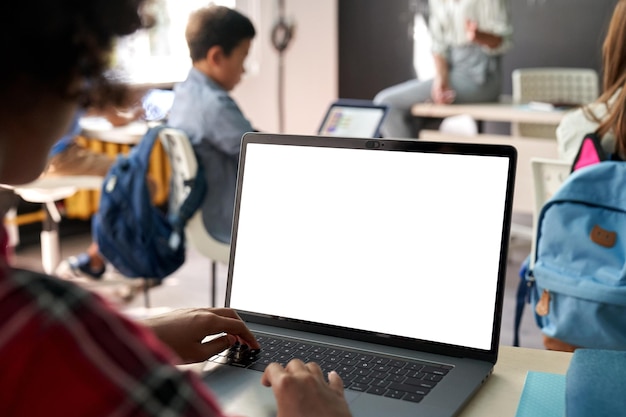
[[0, 0, 152, 107], [186, 5, 255, 62]]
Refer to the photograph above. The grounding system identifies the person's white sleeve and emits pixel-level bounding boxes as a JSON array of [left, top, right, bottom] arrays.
[[428, 0, 448, 56], [479, 0, 513, 54], [556, 108, 600, 163]]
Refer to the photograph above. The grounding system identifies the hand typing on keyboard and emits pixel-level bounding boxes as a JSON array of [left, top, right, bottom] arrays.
[[229, 341, 261, 365], [211, 334, 451, 404], [262, 359, 353, 417], [212, 339, 353, 417], [142, 307, 260, 364]]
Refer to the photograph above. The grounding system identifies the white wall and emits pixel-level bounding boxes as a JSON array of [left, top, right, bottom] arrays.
[[231, 0, 338, 134]]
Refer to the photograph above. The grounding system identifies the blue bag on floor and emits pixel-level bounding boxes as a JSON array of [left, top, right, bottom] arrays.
[[93, 126, 206, 280]]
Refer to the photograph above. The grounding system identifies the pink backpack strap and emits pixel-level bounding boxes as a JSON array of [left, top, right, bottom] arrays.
[[571, 133, 607, 172]]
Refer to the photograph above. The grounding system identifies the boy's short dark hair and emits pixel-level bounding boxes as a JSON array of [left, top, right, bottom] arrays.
[[186, 5, 256, 62]]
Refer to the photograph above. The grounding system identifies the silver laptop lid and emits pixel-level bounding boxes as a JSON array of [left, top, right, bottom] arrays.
[[226, 133, 516, 364]]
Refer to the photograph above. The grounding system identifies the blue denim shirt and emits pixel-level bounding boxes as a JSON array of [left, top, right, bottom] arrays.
[[168, 68, 254, 243]]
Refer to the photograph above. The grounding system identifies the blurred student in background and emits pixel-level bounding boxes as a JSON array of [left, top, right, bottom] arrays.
[[53, 87, 174, 281], [556, 0, 626, 163], [169, 5, 256, 244], [374, 0, 512, 138], [51, 102, 143, 281], [0, 1, 352, 416]]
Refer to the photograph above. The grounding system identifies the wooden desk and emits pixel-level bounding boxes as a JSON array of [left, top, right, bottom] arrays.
[[79, 117, 148, 144], [458, 346, 572, 416], [411, 103, 567, 125]]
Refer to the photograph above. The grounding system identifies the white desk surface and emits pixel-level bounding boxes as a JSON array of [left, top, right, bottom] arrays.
[[181, 345, 572, 416], [411, 102, 568, 125], [79, 116, 148, 144]]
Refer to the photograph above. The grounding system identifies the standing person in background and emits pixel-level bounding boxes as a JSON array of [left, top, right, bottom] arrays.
[[169, 5, 256, 244], [373, 0, 512, 138], [0, 1, 353, 416], [556, 0, 626, 163], [548, 0, 626, 352]]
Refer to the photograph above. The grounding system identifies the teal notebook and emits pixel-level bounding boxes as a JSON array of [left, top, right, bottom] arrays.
[[515, 371, 566, 417]]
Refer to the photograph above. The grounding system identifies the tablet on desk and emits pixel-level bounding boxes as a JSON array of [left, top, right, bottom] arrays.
[[317, 99, 388, 138], [141, 88, 175, 122]]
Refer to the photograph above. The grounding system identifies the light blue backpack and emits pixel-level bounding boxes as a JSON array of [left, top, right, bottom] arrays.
[[520, 135, 626, 349]]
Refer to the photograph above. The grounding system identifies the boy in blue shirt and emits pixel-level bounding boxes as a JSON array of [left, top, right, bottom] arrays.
[[168, 5, 256, 244]]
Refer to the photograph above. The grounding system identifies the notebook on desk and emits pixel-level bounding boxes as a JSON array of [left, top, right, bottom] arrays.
[[317, 99, 388, 138], [201, 133, 517, 417]]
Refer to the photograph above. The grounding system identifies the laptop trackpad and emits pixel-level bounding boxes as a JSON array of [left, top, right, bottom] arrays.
[[203, 366, 276, 417], [202, 365, 362, 417]]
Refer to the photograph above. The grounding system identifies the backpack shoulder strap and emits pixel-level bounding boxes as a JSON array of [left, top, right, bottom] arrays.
[[571, 132, 606, 173], [130, 125, 167, 172]]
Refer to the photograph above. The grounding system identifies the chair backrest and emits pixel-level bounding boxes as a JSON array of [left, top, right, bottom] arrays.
[[512, 68, 599, 138], [159, 128, 230, 264], [530, 157, 571, 266]]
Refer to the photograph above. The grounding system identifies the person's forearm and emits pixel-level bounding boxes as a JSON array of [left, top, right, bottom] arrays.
[[472, 30, 503, 49], [432, 53, 449, 82]]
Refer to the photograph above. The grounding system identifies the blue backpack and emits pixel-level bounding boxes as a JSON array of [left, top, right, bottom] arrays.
[[515, 134, 626, 349], [93, 126, 206, 280]]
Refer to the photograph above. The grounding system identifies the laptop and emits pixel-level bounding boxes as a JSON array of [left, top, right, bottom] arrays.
[[317, 99, 388, 138], [141, 88, 175, 122], [202, 133, 517, 417]]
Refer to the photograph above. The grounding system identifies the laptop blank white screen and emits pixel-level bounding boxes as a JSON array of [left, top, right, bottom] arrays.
[[318, 106, 385, 137], [230, 143, 510, 350]]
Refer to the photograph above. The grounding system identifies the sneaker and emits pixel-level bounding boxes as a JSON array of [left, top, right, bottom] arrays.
[[62, 252, 106, 280]]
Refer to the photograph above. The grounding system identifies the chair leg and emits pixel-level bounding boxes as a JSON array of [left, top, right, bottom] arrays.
[[40, 204, 61, 275], [143, 278, 151, 309], [5, 207, 19, 248]]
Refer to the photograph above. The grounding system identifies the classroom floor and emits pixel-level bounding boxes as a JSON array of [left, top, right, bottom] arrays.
[[11, 217, 545, 350]]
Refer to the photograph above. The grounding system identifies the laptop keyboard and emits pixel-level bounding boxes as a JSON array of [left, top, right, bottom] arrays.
[[208, 334, 453, 403]]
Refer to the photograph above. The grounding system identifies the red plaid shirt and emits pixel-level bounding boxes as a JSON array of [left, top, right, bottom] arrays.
[[0, 228, 227, 417]]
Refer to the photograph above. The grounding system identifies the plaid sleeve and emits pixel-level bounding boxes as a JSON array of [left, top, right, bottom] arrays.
[[0, 268, 228, 417]]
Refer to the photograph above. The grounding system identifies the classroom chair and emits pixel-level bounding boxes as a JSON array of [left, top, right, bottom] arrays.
[[2, 175, 103, 274], [529, 157, 571, 268], [159, 128, 230, 307], [512, 68, 599, 138]]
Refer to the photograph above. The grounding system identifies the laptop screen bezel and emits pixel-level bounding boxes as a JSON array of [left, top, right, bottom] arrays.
[[226, 133, 517, 364], [316, 99, 389, 138]]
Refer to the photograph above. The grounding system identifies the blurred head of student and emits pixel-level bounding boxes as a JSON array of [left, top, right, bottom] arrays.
[[0, 0, 150, 185], [601, 0, 626, 95], [592, 0, 626, 153], [186, 5, 256, 92]]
